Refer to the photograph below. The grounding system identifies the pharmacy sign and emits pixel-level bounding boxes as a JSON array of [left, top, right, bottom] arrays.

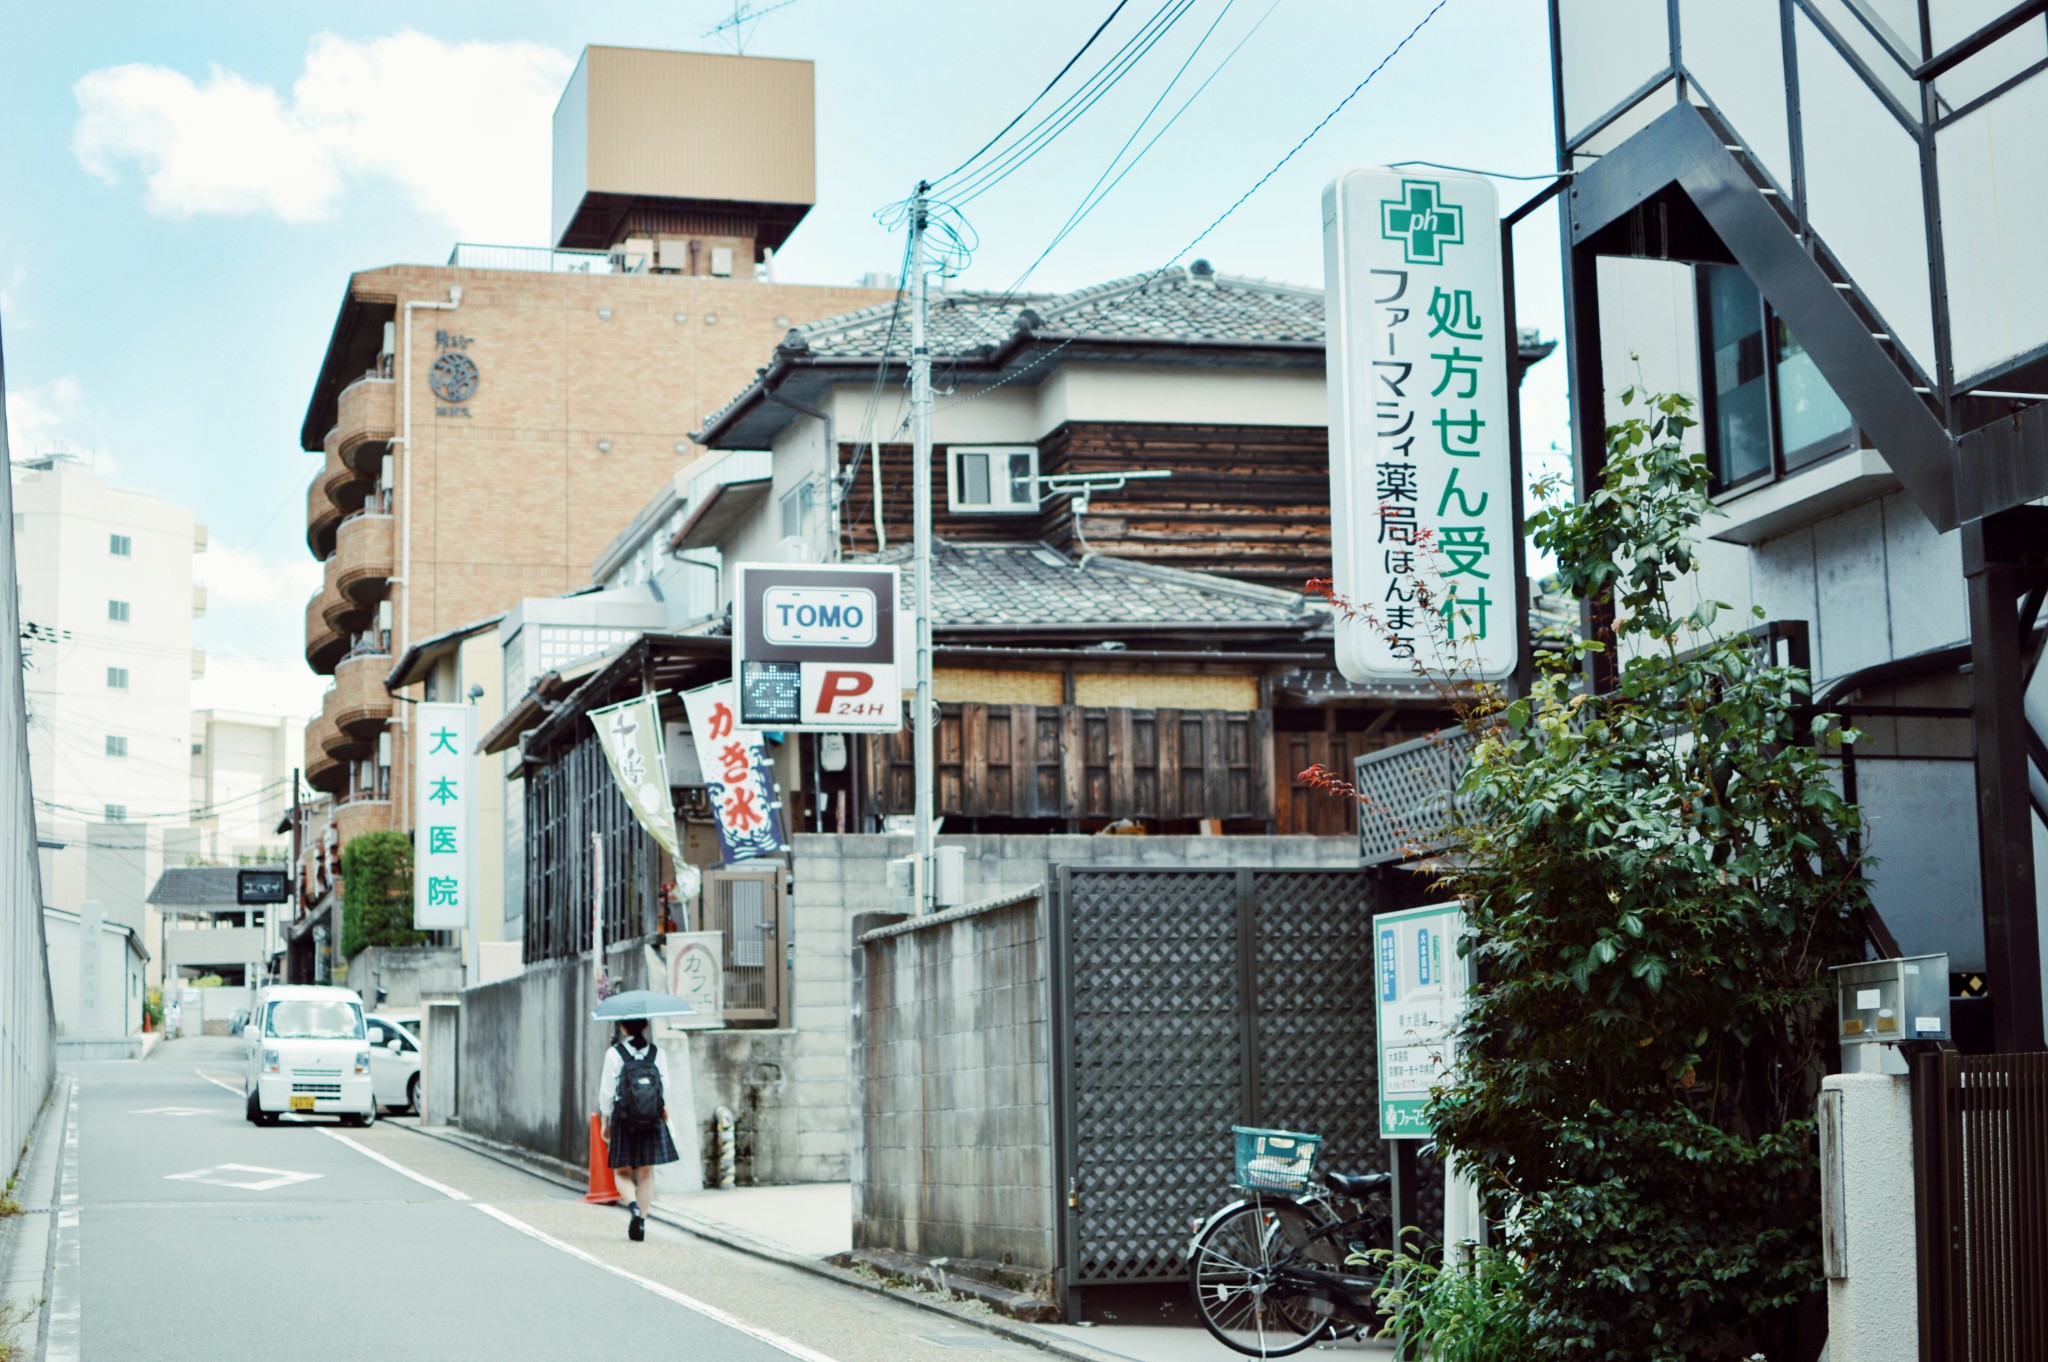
[[1324, 168, 1518, 683]]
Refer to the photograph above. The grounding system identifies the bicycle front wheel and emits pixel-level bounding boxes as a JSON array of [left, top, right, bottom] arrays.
[[1187, 1198, 1335, 1358]]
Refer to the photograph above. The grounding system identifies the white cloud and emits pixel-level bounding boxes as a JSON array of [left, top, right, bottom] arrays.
[[73, 30, 573, 242], [194, 536, 321, 608], [3, 376, 115, 476]]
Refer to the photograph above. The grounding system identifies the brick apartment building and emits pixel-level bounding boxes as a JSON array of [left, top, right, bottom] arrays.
[[290, 45, 890, 974]]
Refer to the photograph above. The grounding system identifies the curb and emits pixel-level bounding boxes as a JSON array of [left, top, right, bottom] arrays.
[[385, 1119, 1131, 1362], [0, 1074, 74, 1362]]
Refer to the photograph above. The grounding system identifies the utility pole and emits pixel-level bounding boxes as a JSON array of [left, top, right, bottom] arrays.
[[908, 182, 936, 913]]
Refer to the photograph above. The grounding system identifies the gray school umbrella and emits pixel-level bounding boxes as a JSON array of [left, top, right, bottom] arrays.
[[589, 989, 697, 1022]]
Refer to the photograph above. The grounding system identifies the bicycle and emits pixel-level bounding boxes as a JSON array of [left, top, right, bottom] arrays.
[[1186, 1126, 1396, 1357]]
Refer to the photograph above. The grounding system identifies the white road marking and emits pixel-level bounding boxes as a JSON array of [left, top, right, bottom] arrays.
[[46, 1082, 81, 1362], [470, 1203, 847, 1362], [164, 1164, 324, 1192], [131, 1106, 212, 1116], [312, 1129, 846, 1362], [194, 1069, 241, 1096], [322, 1131, 471, 1201]]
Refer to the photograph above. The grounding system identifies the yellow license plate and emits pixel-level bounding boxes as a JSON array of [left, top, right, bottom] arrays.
[[289, 1095, 316, 1112]]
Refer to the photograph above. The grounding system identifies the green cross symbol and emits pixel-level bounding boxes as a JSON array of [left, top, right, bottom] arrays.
[[1380, 180, 1464, 265]]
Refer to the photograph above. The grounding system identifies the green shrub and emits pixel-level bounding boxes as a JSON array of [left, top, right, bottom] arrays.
[[1422, 390, 1867, 1360], [1364, 1241, 1540, 1362], [340, 830, 424, 959]]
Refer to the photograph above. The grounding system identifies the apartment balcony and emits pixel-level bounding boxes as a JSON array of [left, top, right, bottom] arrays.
[[308, 445, 370, 559], [331, 651, 394, 747], [305, 590, 347, 675], [335, 795, 395, 844], [306, 699, 345, 794], [332, 375, 396, 472], [319, 552, 373, 636], [334, 511, 395, 607]]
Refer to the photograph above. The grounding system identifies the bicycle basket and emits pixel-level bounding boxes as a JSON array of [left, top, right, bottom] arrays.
[[1231, 1126, 1323, 1192]]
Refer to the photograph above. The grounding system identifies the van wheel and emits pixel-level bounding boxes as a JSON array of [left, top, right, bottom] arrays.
[[245, 1090, 259, 1124]]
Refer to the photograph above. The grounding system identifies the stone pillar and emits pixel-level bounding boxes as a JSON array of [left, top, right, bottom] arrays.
[[421, 999, 460, 1126], [1822, 1070, 1917, 1362]]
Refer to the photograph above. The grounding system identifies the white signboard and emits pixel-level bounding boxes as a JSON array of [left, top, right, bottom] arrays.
[[1373, 901, 1469, 1139], [412, 703, 476, 930], [1324, 167, 1518, 683], [659, 931, 725, 1032], [734, 563, 902, 732]]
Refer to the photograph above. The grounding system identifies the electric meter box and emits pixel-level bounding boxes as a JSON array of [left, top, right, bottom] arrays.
[[1830, 954, 1949, 1046]]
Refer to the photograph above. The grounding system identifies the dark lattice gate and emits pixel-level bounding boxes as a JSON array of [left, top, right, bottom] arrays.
[[1050, 865, 1410, 1294]]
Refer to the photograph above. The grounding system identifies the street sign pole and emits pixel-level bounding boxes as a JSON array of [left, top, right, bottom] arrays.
[[908, 182, 935, 913]]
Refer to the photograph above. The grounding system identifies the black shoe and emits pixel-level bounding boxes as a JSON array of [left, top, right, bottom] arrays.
[[629, 1214, 645, 1242], [624, 1199, 639, 1218]]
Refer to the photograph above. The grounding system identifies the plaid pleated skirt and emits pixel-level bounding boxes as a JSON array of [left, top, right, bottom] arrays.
[[608, 1120, 679, 1169]]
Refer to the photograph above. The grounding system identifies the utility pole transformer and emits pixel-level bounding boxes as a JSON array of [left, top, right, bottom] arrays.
[[908, 183, 936, 913]]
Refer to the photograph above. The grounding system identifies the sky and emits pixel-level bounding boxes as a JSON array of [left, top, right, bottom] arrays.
[[0, 0, 1568, 710]]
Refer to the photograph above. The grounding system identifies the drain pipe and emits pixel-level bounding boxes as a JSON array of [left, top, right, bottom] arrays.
[[391, 285, 462, 831], [714, 1105, 737, 1188]]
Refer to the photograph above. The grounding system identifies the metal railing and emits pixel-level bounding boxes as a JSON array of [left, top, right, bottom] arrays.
[[445, 243, 633, 274]]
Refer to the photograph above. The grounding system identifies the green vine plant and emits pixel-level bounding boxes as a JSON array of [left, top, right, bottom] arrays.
[[1313, 390, 1870, 1361]]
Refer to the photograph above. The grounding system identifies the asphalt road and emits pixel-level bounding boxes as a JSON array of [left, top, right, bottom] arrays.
[[55, 1039, 1055, 1362]]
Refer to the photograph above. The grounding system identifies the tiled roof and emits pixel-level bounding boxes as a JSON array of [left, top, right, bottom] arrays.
[[858, 541, 1319, 633], [792, 266, 1323, 361], [146, 864, 286, 907]]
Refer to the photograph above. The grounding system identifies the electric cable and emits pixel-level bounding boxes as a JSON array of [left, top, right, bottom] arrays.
[[943, 0, 1197, 208], [930, 0, 1134, 188], [939, 0, 1453, 414]]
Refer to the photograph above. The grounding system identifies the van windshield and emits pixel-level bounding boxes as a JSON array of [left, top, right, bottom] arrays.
[[264, 1000, 365, 1040]]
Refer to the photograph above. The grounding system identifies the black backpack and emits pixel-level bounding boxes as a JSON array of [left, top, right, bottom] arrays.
[[613, 1039, 664, 1132]]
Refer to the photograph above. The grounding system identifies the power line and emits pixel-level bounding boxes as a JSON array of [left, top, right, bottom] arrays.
[[940, 0, 1453, 414], [943, 1, 1198, 208], [931, 0, 1134, 188], [1006, 0, 1281, 295]]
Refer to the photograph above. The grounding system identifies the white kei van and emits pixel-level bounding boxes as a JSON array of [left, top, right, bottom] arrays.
[[243, 985, 377, 1126]]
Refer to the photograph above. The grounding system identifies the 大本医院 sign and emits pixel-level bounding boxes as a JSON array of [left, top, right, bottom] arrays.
[[1324, 167, 1519, 684], [413, 703, 475, 931], [733, 563, 901, 732]]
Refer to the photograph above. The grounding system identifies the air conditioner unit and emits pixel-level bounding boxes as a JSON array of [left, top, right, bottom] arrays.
[[709, 246, 735, 277]]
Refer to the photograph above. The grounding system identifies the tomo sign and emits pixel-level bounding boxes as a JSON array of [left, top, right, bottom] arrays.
[[762, 587, 877, 647], [734, 563, 903, 733]]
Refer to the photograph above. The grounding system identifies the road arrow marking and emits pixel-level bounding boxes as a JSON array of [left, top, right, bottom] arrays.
[[164, 1164, 324, 1192]]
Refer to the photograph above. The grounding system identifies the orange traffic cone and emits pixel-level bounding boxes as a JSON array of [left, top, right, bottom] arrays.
[[584, 1113, 622, 1204]]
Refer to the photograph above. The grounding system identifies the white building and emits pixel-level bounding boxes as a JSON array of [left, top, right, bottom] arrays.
[[12, 452, 206, 983], [189, 656, 317, 866]]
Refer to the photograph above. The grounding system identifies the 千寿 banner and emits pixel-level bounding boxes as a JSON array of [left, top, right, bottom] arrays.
[[413, 703, 475, 931], [680, 681, 788, 865], [588, 694, 698, 898], [1323, 167, 1519, 684]]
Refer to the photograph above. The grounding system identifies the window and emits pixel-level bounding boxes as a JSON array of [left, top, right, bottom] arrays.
[[103, 804, 126, 822], [947, 445, 1038, 514], [1696, 264, 1856, 494], [109, 533, 132, 557], [106, 666, 128, 689], [105, 736, 127, 757], [107, 599, 130, 623], [779, 481, 816, 539]]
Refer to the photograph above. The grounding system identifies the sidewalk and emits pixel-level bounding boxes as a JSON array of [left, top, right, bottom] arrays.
[[397, 1119, 1390, 1362]]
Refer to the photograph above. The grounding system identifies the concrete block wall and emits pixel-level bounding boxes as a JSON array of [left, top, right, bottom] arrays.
[[850, 891, 1055, 1268], [786, 833, 1358, 1186], [458, 942, 651, 1168], [348, 945, 464, 1008]]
